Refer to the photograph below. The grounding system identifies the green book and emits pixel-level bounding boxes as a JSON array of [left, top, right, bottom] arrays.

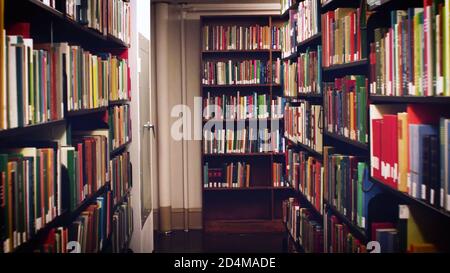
[[357, 162, 365, 228]]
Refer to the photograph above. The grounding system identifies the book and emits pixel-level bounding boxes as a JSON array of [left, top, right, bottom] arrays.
[[284, 101, 323, 153], [112, 199, 133, 253], [110, 152, 131, 205], [109, 104, 131, 151], [324, 209, 366, 253], [324, 75, 368, 144], [296, 0, 319, 44], [203, 162, 251, 188], [297, 46, 322, 95], [273, 162, 287, 188], [202, 60, 271, 85]]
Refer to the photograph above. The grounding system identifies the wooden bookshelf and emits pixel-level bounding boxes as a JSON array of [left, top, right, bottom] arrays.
[[0, 119, 66, 138], [201, 15, 295, 232], [285, 136, 323, 159], [109, 100, 131, 106], [66, 107, 109, 118], [297, 32, 322, 49], [322, 59, 369, 72], [370, 95, 450, 105], [323, 132, 369, 151]]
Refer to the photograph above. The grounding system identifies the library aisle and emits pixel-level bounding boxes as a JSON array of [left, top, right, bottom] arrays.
[[1, 0, 450, 257]]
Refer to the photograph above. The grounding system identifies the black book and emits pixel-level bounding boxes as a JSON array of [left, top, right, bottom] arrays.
[[429, 135, 440, 207]]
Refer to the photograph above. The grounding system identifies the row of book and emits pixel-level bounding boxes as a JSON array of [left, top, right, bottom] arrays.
[[202, 60, 272, 86], [272, 162, 288, 188], [323, 75, 368, 144], [281, 11, 298, 58], [282, 198, 324, 253], [321, 7, 368, 67], [65, 0, 131, 44], [0, 33, 131, 131], [203, 128, 285, 154], [369, 3, 450, 97], [280, 0, 295, 15], [110, 152, 131, 205], [324, 209, 367, 253], [370, 104, 450, 211], [203, 93, 286, 120], [109, 105, 131, 151], [38, 191, 112, 253], [296, 0, 320, 44], [202, 25, 278, 51], [323, 149, 378, 229], [112, 199, 133, 253], [284, 102, 323, 154], [274, 47, 323, 96], [203, 162, 251, 188], [285, 149, 323, 214]]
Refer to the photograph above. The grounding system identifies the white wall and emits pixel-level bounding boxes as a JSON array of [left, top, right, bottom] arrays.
[[129, 0, 154, 253]]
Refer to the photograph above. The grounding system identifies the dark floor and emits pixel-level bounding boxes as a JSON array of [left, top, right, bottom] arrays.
[[154, 230, 287, 253]]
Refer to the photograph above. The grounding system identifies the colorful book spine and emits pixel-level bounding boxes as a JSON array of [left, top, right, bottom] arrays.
[[110, 152, 131, 205], [109, 104, 131, 151], [297, 0, 319, 44], [297, 46, 322, 95], [202, 60, 271, 85]]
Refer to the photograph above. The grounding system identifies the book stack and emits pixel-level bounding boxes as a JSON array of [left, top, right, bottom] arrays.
[[323, 75, 368, 144], [110, 152, 131, 204], [298, 46, 322, 95], [203, 127, 285, 154], [109, 105, 131, 151], [1, 36, 67, 130], [369, 3, 450, 97], [282, 198, 324, 253], [321, 7, 367, 67], [0, 145, 62, 253], [324, 209, 367, 253], [203, 162, 251, 188], [284, 102, 323, 153], [370, 104, 450, 211], [202, 60, 271, 85], [112, 200, 133, 253], [202, 25, 274, 51], [272, 162, 287, 187], [296, 0, 319, 44]]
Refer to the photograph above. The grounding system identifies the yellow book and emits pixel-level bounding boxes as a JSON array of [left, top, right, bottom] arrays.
[[93, 56, 98, 108], [397, 112, 408, 193]]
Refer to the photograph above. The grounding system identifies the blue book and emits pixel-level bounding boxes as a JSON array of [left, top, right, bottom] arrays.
[[409, 124, 437, 200], [361, 165, 382, 229]]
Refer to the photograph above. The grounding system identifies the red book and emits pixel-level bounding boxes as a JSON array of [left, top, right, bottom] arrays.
[[383, 115, 398, 189], [315, 162, 321, 212], [350, 12, 355, 62], [51, 49, 57, 120], [7, 22, 31, 38], [372, 119, 382, 180]]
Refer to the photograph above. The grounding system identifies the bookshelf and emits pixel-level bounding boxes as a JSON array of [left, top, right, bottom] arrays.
[[200, 15, 295, 233], [1, 0, 133, 253], [280, 0, 450, 253]]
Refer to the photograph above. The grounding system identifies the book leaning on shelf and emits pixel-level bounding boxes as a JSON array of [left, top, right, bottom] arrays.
[[202, 24, 276, 51], [321, 6, 368, 67], [282, 198, 324, 253], [284, 102, 323, 153], [110, 152, 132, 204], [203, 127, 285, 154], [202, 60, 271, 85], [370, 104, 450, 211], [109, 104, 131, 151], [369, 2, 450, 97], [323, 75, 368, 144], [203, 92, 285, 120]]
